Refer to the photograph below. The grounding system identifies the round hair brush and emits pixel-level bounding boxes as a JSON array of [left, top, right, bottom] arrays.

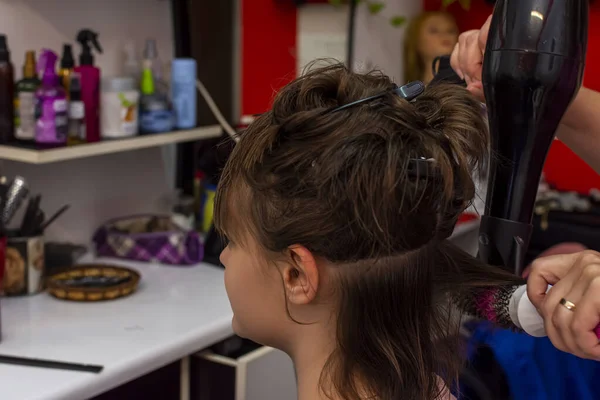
[[457, 285, 600, 339]]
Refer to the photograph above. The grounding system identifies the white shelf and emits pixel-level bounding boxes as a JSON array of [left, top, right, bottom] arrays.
[[0, 125, 222, 164]]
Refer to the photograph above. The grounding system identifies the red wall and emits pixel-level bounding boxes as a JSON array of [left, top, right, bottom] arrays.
[[424, 0, 600, 193], [241, 0, 298, 116]]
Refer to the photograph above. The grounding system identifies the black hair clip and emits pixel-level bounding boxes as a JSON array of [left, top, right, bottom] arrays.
[[328, 81, 425, 114], [406, 157, 439, 180], [328, 81, 436, 179], [252, 81, 425, 119]]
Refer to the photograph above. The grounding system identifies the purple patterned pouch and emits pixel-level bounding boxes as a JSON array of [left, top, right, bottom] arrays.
[[92, 215, 203, 265]]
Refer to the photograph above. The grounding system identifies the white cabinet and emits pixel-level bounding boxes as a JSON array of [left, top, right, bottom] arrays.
[[193, 345, 297, 400]]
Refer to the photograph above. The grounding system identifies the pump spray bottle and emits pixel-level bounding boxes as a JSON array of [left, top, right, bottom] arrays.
[[74, 29, 102, 143], [35, 49, 68, 147]]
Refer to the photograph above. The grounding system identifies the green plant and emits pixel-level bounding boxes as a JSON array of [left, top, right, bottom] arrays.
[[442, 0, 471, 10], [327, 0, 407, 27], [328, 0, 473, 27]]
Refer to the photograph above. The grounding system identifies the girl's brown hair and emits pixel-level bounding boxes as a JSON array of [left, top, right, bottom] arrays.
[[404, 11, 459, 83], [215, 63, 523, 400]]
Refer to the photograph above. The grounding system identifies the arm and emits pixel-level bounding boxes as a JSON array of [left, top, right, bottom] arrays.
[[557, 87, 600, 174]]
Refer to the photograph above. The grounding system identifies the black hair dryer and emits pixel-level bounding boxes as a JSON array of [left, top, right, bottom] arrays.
[[478, 0, 588, 275]]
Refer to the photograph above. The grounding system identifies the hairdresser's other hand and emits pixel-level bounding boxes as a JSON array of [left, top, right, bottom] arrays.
[[528, 251, 600, 361], [450, 15, 492, 102]]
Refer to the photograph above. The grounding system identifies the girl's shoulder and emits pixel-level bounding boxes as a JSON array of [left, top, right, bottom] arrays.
[[436, 377, 457, 400]]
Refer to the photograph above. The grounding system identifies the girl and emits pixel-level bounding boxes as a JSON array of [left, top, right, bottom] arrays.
[[215, 64, 523, 400]]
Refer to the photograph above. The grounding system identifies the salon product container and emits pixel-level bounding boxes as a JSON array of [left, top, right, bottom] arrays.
[[0, 35, 14, 143], [101, 77, 140, 139], [171, 58, 197, 129]]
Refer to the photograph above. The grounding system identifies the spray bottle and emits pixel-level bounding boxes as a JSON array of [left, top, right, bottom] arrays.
[[74, 29, 102, 143], [35, 49, 68, 147], [123, 41, 140, 84], [142, 39, 164, 93]]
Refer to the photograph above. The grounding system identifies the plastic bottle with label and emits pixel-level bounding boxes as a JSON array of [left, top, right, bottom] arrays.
[[35, 49, 68, 147], [139, 59, 173, 134], [101, 76, 140, 139], [0, 35, 15, 143], [67, 73, 86, 145], [14, 51, 40, 142], [74, 29, 102, 143], [171, 59, 197, 129]]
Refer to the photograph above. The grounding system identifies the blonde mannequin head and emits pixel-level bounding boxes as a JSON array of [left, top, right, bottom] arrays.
[[404, 12, 459, 84]]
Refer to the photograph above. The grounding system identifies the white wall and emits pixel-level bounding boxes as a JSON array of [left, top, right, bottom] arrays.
[[297, 5, 348, 73], [0, 0, 175, 246], [297, 1, 421, 82], [354, 0, 421, 81]]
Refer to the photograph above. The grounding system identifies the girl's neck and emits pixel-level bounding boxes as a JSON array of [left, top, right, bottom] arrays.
[[295, 354, 330, 400], [290, 326, 340, 400]]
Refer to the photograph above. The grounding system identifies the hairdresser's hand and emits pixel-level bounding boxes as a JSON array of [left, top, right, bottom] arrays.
[[450, 15, 492, 102], [528, 250, 600, 361]]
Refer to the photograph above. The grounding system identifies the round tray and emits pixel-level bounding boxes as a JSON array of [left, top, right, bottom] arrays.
[[47, 264, 141, 302]]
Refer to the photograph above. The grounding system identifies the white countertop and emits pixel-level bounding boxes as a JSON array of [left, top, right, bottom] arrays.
[[0, 257, 234, 400]]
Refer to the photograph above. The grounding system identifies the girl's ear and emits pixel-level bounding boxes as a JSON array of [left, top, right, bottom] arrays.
[[281, 245, 319, 305]]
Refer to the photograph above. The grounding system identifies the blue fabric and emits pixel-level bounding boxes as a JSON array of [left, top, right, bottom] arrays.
[[466, 322, 600, 400]]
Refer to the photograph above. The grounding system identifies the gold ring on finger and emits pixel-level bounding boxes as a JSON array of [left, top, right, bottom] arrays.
[[559, 298, 577, 312]]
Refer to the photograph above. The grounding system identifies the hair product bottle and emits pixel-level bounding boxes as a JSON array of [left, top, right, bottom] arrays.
[[67, 73, 86, 146], [171, 58, 197, 129], [59, 44, 75, 98], [35, 49, 68, 147], [0, 35, 15, 143], [123, 41, 140, 84], [74, 29, 102, 143], [14, 51, 40, 142], [143, 38, 164, 93], [100, 76, 140, 139], [139, 59, 173, 134]]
